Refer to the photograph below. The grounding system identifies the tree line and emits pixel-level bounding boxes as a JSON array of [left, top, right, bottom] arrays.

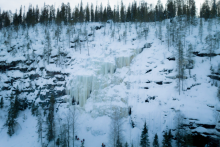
[[0, 0, 213, 29]]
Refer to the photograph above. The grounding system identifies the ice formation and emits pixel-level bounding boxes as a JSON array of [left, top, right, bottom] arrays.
[[66, 48, 143, 107]]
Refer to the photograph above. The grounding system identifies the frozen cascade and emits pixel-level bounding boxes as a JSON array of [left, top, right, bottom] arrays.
[[67, 48, 143, 107]]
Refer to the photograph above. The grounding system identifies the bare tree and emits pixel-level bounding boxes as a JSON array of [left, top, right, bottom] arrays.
[[70, 106, 78, 147], [177, 38, 184, 95], [55, 26, 60, 46], [66, 26, 71, 48], [109, 108, 124, 147], [36, 109, 43, 147], [205, 34, 214, 61]]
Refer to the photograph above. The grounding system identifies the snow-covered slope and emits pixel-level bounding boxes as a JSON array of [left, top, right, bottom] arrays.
[[0, 19, 220, 146]]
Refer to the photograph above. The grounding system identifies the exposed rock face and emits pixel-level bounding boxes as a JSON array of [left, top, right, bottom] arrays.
[[193, 51, 220, 57], [208, 75, 220, 81]]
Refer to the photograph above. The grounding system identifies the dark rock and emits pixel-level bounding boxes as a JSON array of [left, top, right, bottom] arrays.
[[27, 67, 37, 72], [164, 82, 172, 84], [19, 98, 29, 110], [146, 80, 151, 83], [2, 86, 10, 90], [146, 69, 152, 74], [155, 81, 163, 85], [193, 52, 219, 57], [128, 107, 132, 115], [167, 57, 175, 61], [143, 87, 149, 89], [208, 75, 220, 81], [95, 26, 103, 30], [149, 96, 156, 100], [56, 76, 65, 81], [51, 55, 58, 58], [20, 89, 35, 93], [184, 83, 201, 91], [145, 99, 149, 103], [88, 33, 93, 36], [29, 74, 40, 80]]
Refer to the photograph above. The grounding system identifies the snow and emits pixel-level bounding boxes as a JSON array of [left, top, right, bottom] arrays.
[[0, 18, 220, 146]]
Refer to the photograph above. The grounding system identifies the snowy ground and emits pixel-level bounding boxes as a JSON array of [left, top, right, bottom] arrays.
[[0, 18, 220, 146]]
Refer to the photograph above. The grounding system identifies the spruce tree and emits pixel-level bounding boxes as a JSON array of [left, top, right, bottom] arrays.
[[153, 134, 159, 147], [168, 129, 173, 145], [140, 122, 150, 147], [91, 3, 94, 22], [6, 94, 20, 136], [162, 132, 169, 147], [124, 142, 129, 147]]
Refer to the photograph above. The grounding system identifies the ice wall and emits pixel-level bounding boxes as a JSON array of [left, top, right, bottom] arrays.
[[67, 48, 143, 107]]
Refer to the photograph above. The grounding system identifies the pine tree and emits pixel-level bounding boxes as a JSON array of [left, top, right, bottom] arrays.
[[85, 3, 90, 22], [140, 122, 150, 147], [162, 130, 172, 147], [91, 3, 94, 22], [95, 5, 98, 22], [6, 94, 20, 136], [153, 134, 159, 147], [120, 0, 125, 22], [124, 142, 129, 147], [79, 0, 84, 22], [162, 132, 169, 147]]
